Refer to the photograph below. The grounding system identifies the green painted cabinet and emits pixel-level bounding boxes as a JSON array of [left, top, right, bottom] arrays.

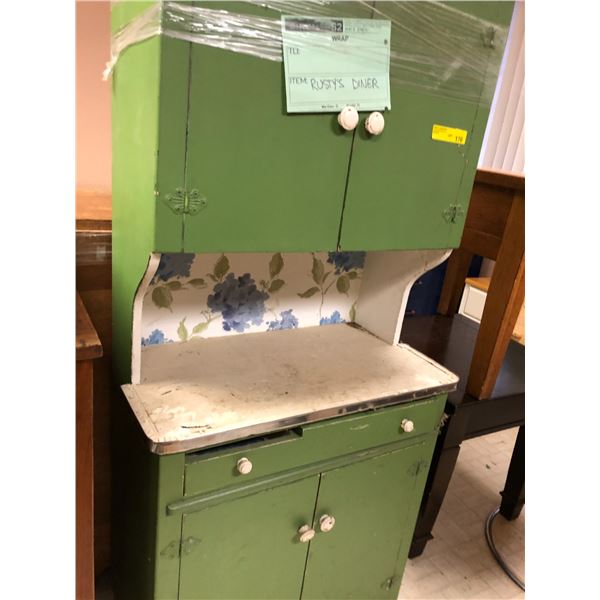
[[301, 443, 432, 599], [183, 1, 370, 253], [111, 2, 513, 597], [340, 1, 515, 251], [112, 1, 513, 255], [114, 395, 445, 600], [179, 476, 320, 600], [179, 442, 433, 600]]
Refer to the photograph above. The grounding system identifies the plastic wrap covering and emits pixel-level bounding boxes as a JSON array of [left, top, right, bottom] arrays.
[[107, 1, 508, 104]]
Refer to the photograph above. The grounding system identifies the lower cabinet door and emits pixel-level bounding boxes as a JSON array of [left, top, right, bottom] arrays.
[[301, 441, 433, 599], [178, 475, 319, 600]]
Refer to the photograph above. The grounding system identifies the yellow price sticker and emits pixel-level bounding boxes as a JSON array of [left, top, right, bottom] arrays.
[[432, 124, 468, 145]]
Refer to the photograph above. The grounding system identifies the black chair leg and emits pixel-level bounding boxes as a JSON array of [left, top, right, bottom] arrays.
[[499, 425, 525, 520]]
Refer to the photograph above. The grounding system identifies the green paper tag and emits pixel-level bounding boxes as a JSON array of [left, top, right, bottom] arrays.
[[282, 16, 391, 113]]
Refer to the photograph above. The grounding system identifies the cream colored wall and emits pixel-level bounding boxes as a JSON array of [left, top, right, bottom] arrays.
[[76, 1, 111, 193]]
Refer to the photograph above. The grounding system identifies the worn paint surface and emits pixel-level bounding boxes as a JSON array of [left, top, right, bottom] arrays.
[[340, 1, 514, 251], [122, 325, 456, 453], [183, 395, 446, 498], [178, 475, 320, 599], [301, 439, 437, 599], [112, 1, 513, 255]]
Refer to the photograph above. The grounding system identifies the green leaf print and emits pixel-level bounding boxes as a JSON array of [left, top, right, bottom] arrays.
[[312, 256, 325, 285], [336, 274, 350, 295], [152, 286, 173, 310], [269, 279, 285, 293], [177, 318, 189, 342], [269, 253, 284, 278], [214, 255, 230, 280], [298, 286, 320, 298], [188, 278, 206, 288]]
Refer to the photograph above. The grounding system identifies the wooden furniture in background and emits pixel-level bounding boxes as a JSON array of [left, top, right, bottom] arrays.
[[406, 168, 525, 558], [77, 191, 113, 580], [460, 276, 525, 344], [402, 314, 524, 558], [76, 292, 103, 600], [438, 168, 525, 400], [76, 190, 112, 232]]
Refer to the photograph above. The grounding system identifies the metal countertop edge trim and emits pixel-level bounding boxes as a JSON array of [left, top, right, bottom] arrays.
[[148, 383, 456, 455]]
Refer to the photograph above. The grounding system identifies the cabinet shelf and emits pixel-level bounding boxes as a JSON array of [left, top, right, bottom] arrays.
[[123, 323, 457, 454]]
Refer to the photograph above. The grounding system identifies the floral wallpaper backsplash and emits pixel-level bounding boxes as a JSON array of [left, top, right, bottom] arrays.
[[141, 251, 366, 347]]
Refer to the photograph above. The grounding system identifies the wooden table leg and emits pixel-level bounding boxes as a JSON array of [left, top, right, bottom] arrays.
[[77, 360, 95, 600], [437, 248, 474, 316], [467, 193, 525, 399], [409, 407, 469, 558], [499, 425, 525, 520]]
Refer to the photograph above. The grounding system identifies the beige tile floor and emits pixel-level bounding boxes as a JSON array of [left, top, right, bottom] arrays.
[[398, 427, 525, 600]]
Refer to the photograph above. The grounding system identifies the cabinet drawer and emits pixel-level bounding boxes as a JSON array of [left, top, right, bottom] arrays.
[[184, 395, 445, 497]]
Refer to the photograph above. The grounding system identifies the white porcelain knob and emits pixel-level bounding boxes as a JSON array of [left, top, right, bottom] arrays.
[[401, 419, 415, 433], [298, 525, 316, 543], [236, 457, 253, 475], [365, 111, 385, 135], [338, 106, 359, 131], [319, 514, 336, 533]]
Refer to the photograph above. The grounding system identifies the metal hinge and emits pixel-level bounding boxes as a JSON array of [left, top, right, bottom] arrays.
[[482, 26, 496, 48], [382, 576, 399, 591], [407, 459, 429, 478], [442, 204, 465, 224], [437, 412, 449, 433], [164, 188, 207, 215], [160, 536, 201, 559]]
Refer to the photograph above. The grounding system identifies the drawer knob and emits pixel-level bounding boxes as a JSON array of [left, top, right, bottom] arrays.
[[236, 457, 253, 475], [401, 419, 415, 433], [365, 111, 385, 135], [338, 106, 359, 131], [298, 524, 316, 543], [319, 514, 336, 533]]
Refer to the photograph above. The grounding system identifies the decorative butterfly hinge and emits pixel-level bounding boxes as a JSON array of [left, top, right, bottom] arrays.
[[442, 204, 465, 224], [164, 188, 207, 215], [482, 26, 496, 49], [160, 536, 201, 559]]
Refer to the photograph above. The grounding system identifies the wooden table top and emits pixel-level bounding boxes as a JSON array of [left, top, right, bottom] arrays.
[[76, 292, 103, 361], [76, 191, 112, 232]]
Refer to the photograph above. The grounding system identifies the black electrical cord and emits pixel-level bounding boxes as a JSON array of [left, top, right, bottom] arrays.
[[484, 507, 525, 592]]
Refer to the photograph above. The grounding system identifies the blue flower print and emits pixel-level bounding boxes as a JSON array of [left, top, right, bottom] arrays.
[[327, 251, 366, 274], [154, 253, 194, 282], [267, 309, 299, 331], [320, 310, 345, 326], [207, 272, 269, 333], [141, 329, 173, 346]]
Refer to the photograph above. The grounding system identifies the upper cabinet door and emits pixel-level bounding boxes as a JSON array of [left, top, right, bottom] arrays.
[[182, 2, 367, 253], [339, 1, 515, 251]]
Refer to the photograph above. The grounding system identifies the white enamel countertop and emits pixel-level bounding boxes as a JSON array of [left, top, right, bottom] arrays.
[[122, 323, 458, 454]]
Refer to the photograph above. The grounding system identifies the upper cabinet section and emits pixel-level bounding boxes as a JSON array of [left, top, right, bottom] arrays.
[[111, 1, 514, 254], [183, 2, 371, 253], [340, 2, 515, 251]]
